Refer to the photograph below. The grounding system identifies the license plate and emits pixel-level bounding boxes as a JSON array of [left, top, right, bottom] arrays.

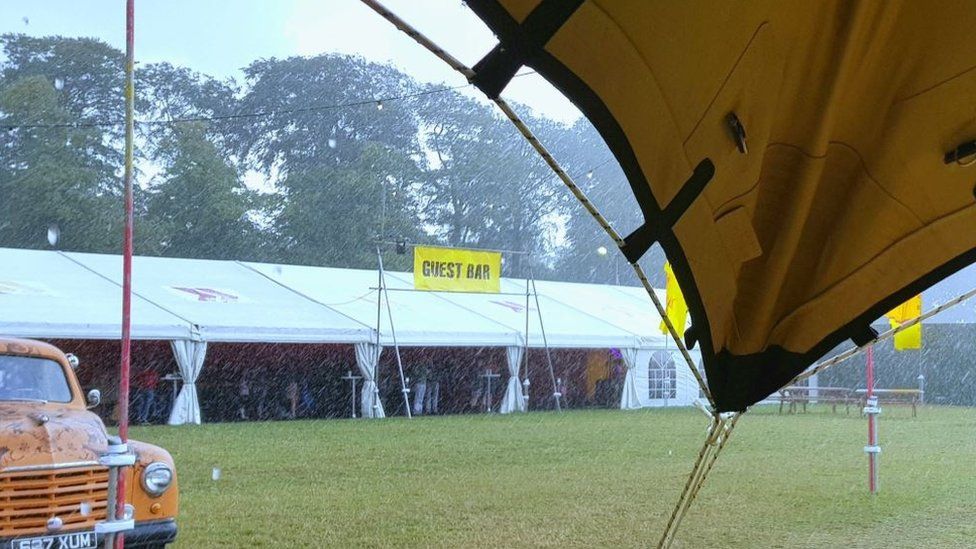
[[11, 531, 98, 549]]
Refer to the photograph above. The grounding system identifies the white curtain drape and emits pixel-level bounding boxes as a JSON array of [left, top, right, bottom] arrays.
[[167, 340, 208, 425], [355, 342, 385, 418], [499, 346, 526, 414], [620, 348, 652, 410]]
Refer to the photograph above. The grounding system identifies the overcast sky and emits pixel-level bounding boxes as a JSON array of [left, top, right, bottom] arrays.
[[0, 0, 582, 123]]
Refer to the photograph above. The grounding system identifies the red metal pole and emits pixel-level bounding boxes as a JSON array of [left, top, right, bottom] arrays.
[[116, 1, 135, 546], [866, 345, 874, 398], [866, 346, 877, 494]]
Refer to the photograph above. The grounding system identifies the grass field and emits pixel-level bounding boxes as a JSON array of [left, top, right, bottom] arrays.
[[130, 405, 976, 548]]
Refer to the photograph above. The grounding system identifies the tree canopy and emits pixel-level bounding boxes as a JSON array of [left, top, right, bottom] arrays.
[[0, 33, 663, 285]]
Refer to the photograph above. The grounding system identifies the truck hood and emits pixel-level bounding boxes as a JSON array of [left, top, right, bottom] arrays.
[[0, 403, 108, 470]]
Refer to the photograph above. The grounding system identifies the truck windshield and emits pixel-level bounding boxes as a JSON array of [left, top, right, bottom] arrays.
[[0, 355, 73, 403]]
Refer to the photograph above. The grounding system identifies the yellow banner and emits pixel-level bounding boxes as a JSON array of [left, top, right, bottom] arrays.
[[659, 262, 689, 338], [413, 246, 501, 293], [885, 294, 922, 350]]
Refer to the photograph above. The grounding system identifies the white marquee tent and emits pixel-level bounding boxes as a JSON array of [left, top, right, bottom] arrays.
[[0, 248, 192, 340], [0, 247, 703, 422]]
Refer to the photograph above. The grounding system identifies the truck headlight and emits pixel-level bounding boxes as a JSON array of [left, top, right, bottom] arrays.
[[141, 462, 173, 497]]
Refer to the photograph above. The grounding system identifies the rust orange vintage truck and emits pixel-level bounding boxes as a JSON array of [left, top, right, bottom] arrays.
[[0, 338, 178, 548]]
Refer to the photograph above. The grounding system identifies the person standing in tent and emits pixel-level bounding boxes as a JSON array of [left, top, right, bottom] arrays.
[[134, 362, 160, 424], [412, 362, 429, 416], [300, 380, 316, 418], [238, 374, 251, 420], [425, 360, 440, 415], [468, 358, 486, 412], [287, 377, 300, 419]]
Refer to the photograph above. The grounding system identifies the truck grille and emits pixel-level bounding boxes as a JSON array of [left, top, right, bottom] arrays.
[[0, 466, 109, 537]]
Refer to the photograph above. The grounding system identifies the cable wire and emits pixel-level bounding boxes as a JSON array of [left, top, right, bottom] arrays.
[[0, 71, 536, 131]]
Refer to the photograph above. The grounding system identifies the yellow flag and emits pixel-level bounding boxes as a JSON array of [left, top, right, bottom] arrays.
[[885, 295, 922, 351], [659, 262, 688, 338]]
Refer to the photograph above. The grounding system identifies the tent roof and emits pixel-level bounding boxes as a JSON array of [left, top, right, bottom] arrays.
[[64, 252, 373, 344], [528, 279, 670, 347], [384, 273, 643, 349], [6, 247, 973, 353], [0, 248, 191, 340], [0, 247, 670, 350], [468, 1, 976, 411], [243, 262, 521, 347]]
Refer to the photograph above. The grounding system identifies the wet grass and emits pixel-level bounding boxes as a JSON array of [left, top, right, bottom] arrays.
[[131, 405, 976, 548]]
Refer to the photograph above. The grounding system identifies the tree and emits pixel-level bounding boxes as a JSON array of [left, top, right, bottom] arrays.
[[273, 143, 422, 270], [138, 122, 262, 260], [135, 62, 239, 152], [230, 54, 423, 178], [133, 62, 262, 260], [547, 121, 665, 286], [0, 75, 121, 251], [418, 91, 568, 277], [0, 34, 124, 139], [0, 34, 654, 283]]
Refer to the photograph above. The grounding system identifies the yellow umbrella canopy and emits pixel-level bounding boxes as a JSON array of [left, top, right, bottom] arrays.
[[467, 0, 976, 411]]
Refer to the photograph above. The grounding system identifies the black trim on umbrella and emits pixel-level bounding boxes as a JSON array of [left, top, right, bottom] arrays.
[[470, 0, 584, 99], [621, 160, 715, 263], [851, 326, 880, 347]]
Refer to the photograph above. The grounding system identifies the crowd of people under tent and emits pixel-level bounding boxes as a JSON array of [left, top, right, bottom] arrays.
[[68, 342, 630, 425]]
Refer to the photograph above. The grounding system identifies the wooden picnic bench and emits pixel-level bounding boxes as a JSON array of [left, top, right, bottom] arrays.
[[855, 388, 923, 418], [775, 386, 856, 414]]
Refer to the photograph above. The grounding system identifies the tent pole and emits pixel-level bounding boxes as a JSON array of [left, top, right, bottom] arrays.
[[376, 246, 411, 418], [529, 270, 561, 411], [523, 273, 531, 410]]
